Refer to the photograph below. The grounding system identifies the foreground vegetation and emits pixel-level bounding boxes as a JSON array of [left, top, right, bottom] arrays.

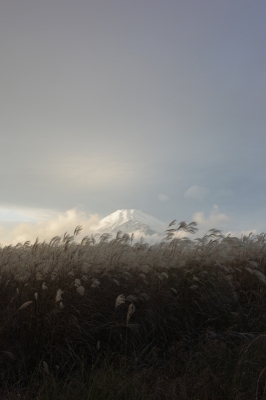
[[1, 221, 266, 399]]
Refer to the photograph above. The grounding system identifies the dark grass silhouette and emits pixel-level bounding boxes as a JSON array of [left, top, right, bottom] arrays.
[[1, 222, 266, 399]]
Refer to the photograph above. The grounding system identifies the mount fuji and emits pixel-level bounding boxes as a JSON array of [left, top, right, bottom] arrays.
[[90, 209, 167, 240]]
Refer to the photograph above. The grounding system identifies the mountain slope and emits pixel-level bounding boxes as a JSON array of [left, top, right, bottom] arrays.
[[91, 209, 167, 237]]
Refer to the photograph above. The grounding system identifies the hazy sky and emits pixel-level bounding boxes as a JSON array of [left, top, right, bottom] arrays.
[[1, 1, 266, 244]]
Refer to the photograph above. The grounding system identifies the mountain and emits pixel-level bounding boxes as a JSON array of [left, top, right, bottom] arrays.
[[90, 209, 167, 240]]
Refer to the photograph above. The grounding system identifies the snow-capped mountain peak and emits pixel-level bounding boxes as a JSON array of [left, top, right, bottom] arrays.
[[91, 209, 167, 237]]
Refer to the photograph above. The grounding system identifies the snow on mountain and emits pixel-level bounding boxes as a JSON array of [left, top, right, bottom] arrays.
[[90, 209, 167, 239]]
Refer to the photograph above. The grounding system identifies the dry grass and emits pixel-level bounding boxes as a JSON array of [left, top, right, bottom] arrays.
[[1, 222, 266, 399]]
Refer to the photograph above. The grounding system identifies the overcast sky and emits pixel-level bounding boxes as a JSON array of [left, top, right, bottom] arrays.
[[1, 1, 266, 245]]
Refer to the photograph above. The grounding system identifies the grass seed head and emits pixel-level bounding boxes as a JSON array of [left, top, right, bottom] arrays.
[[76, 285, 85, 296], [18, 301, 33, 311], [55, 289, 64, 302], [42, 361, 50, 375], [74, 278, 81, 287], [115, 294, 125, 309], [91, 279, 100, 288], [127, 302, 136, 324]]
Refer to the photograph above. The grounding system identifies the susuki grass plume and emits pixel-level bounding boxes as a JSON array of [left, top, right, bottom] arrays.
[[1, 223, 266, 398]]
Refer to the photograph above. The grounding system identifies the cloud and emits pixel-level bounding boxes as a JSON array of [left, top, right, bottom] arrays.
[[48, 155, 153, 192], [0, 207, 55, 222], [184, 185, 209, 201], [158, 194, 169, 201], [0, 208, 101, 246], [191, 205, 230, 235]]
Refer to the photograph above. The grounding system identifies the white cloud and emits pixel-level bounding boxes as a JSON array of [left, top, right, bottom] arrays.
[[184, 185, 209, 201], [0, 208, 101, 246], [158, 194, 169, 201], [0, 207, 54, 222], [192, 205, 230, 235]]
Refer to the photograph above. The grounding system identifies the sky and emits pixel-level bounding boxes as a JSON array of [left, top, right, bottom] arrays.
[[1, 0, 266, 245]]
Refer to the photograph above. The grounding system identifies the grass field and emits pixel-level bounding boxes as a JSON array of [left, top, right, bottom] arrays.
[[1, 221, 266, 399]]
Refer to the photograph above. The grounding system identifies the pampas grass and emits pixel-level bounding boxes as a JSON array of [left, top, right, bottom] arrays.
[[1, 221, 266, 398], [115, 294, 125, 309]]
